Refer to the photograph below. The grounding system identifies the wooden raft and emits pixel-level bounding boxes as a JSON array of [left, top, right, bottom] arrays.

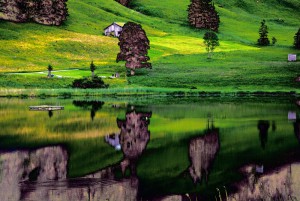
[[29, 105, 64, 111]]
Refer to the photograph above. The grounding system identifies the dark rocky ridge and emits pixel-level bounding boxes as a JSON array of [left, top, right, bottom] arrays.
[[0, 0, 68, 25]]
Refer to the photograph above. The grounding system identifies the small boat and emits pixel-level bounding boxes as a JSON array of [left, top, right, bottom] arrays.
[[29, 105, 64, 111]]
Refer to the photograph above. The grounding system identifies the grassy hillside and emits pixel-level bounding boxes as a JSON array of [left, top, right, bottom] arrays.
[[0, 0, 299, 92]]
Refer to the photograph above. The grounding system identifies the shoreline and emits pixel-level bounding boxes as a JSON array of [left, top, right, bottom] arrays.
[[0, 87, 299, 98]]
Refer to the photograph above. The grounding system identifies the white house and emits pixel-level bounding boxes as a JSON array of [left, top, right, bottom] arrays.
[[104, 22, 123, 37]]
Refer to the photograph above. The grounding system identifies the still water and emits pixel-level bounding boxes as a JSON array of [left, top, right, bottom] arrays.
[[0, 97, 300, 201]]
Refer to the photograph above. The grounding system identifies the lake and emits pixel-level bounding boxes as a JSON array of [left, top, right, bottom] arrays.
[[0, 97, 300, 201]]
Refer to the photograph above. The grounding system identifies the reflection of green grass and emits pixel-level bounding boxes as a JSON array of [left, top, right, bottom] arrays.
[[0, 98, 300, 198]]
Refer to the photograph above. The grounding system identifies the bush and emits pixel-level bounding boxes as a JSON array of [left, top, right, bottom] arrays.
[[72, 76, 109, 89]]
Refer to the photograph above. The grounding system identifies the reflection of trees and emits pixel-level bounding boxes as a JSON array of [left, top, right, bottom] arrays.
[[258, 120, 270, 149], [73, 100, 104, 121], [293, 120, 300, 144], [48, 110, 53, 118], [117, 110, 152, 176], [188, 123, 220, 183]]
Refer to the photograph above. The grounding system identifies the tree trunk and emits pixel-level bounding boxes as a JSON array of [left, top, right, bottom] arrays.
[[130, 69, 135, 76], [48, 70, 52, 78]]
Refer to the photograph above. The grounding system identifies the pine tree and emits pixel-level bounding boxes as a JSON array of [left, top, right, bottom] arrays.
[[188, 0, 220, 32], [257, 19, 270, 46], [294, 28, 300, 49], [117, 22, 151, 76], [90, 61, 96, 78], [47, 64, 53, 78]]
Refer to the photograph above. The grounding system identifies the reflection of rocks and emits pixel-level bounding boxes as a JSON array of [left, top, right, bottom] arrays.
[[229, 163, 300, 201], [20, 168, 138, 201], [0, 146, 139, 201], [258, 120, 270, 149], [117, 110, 151, 175], [188, 128, 220, 183], [0, 146, 68, 201], [0, 0, 68, 25]]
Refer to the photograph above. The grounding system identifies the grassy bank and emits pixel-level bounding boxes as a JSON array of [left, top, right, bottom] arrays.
[[0, 0, 299, 93]]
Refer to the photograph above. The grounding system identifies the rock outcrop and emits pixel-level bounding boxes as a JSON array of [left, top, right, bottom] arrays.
[[0, 0, 68, 25]]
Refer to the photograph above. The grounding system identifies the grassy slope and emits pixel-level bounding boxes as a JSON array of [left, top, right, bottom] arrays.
[[0, 0, 299, 91]]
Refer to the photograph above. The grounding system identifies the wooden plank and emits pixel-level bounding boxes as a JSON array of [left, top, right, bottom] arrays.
[[29, 105, 64, 111]]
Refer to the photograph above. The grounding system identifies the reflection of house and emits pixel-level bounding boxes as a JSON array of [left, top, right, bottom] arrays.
[[288, 111, 297, 121], [104, 22, 123, 37], [105, 133, 121, 150]]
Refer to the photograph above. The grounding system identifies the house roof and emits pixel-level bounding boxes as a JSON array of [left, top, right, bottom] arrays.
[[103, 22, 124, 30]]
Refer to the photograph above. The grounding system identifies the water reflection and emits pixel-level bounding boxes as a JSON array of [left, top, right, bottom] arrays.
[[48, 110, 53, 118], [294, 119, 300, 143], [72, 100, 104, 121], [117, 109, 151, 176], [188, 121, 220, 184], [258, 120, 270, 149], [230, 163, 300, 201], [0, 146, 68, 201]]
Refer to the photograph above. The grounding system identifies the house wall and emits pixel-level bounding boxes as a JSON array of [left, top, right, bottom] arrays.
[[104, 24, 122, 37]]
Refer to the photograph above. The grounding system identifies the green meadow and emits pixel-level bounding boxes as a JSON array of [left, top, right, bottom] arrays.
[[0, 0, 300, 94]]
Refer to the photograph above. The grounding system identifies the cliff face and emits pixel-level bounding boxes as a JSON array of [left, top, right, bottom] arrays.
[[0, 0, 68, 25]]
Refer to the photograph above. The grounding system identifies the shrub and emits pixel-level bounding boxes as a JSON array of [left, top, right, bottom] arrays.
[[72, 76, 109, 89]]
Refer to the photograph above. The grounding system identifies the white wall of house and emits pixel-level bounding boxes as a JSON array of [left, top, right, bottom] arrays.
[[104, 23, 123, 37]]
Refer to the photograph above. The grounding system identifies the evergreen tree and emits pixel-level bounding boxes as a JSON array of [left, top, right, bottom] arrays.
[[117, 22, 151, 76], [203, 31, 219, 59], [257, 19, 270, 46], [47, 64, 53, 78], [90, 61, 96, 78], [188, 0, 220, 32], [294, 28, 300, 49]]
